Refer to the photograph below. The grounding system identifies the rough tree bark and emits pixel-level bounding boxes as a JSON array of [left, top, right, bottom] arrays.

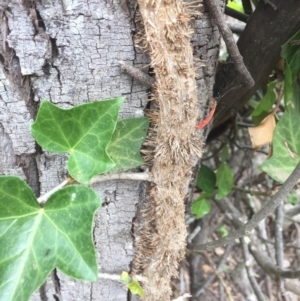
[[0, 0, 221, 300]]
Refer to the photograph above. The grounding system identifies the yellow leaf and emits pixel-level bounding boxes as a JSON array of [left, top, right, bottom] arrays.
[[248, 114, 276, 149]]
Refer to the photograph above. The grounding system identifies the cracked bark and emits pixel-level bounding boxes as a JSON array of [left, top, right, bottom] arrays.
[[0, 0, 221, 300]]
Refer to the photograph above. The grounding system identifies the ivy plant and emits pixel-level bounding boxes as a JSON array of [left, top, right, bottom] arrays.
[[0, 97, 149, 301]]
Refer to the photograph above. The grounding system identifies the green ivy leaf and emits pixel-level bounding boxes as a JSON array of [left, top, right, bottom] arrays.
[[281, 31, 300, 113], [120, 271, 131, 284], [217, 225, 229, 237], [281, 30, 300, 64], [216, 163, 233, 198], [31, 98, 124, 184], [260, 110, 300, 183], [0, 176, 101, 301], [251, 81, 276, 125], [196, 164, 216, 193], [192, 197, 211, 219], [128, 280, 144, 298], [107, 117, 149, 172]]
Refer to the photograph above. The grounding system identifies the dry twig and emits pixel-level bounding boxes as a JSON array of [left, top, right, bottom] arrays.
[[204, 0, 254, 88]]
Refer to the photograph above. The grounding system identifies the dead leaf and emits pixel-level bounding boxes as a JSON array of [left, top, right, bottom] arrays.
[[248, 113, 276, 149], [215, 247, 225, 256], [202, 264, 213, 274]]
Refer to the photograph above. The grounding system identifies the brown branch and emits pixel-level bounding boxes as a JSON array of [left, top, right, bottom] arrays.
[[240, 238, 266, 301], [285, 279, 300, 296], [250, 246, 300, 279], [212, 0, 300, 129], [119, 61, 154, 87], [232, 185, 272, 197], [275, 203, 284, 268], [275, 202, 285, 297], [190, 162, 300, 251], [205, 0, 254, 88]]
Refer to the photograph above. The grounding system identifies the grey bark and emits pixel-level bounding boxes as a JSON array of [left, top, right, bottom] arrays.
[[0, 0, 220, 300]]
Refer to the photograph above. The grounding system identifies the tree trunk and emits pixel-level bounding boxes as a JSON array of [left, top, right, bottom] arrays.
[[0, 0, 221, 300]]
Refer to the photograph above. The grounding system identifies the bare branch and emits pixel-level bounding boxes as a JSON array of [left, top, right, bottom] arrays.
[[171, 294, 192, 301], [275, 202, 285, 298], [250, 246, 300, 279], [275, 203, 284, 268], [119, 61, 154, 87], [240, 238, 266, 301], [190, 162, 300, 251], [204, 0, 254, 88], [232, 185, 272, 197], [285, 279, 300, 296]]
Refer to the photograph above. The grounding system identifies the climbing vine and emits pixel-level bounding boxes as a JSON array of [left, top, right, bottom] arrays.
[[0, 97, 149, 301]]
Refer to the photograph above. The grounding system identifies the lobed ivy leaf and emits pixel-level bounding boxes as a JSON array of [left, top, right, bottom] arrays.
[[192, 197, 211, 219], [107, 117, 149, 172], [260, 110, 300, 183], [0, 176, 101, 301], [216, 163, 233, 199], [196, 164, 216, 193], [128, 280, 145, 298], [31, 98, 124, 184]]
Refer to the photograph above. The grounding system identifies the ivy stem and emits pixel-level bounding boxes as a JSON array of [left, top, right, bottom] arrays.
[[98, 273, 147, 282], [89, 172, 151, 184], [37, 172, 151, 204], [37, 179, 70, 204]]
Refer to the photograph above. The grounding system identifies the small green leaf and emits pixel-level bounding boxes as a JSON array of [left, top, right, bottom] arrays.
[[196, 164, 216, 193], [222, 265, 229, 272], [227, 0, 244, 12], [260, 110, 300, 183], [128, 280, 144, 298], [120, 271, 131, 284], [0, 176, 101, 301], [251, 81, 276, 125], [287, 191, 298, 205], [192, 197, 211, 219], [217, 225, 229, 237], [216, 163, 233, 198], [107, 117, 149, 172], [31, 98, 124, 184]]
